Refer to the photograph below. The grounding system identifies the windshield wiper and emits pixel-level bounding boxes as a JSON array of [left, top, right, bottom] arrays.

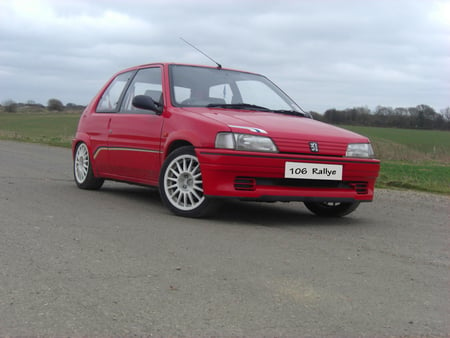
[[272, 110, 309, 118], [207, 103, 271, 111], [207, 103, 311, 118]]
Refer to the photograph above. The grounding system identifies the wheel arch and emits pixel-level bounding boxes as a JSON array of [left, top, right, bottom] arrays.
[[72, 134, 101, 177], [166, 139, 193, 153], [72, 132, 92, 157], [162, 137, 195, 161]]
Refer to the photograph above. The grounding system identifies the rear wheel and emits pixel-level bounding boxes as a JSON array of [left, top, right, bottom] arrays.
[[159, 146, 215, 217], [74, 142, 104, 190], [304, 201, 360, 217]]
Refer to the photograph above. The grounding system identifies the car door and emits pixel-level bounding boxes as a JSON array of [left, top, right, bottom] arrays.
[[90, 70, 135, 175], [107, 66, 165, 185]]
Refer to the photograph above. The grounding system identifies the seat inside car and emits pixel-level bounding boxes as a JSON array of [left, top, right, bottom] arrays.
[[144, 89, 163, 106]]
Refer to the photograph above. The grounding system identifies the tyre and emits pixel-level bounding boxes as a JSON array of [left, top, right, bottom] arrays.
[[304, 201, 360, 217], [159, 146, 215, 217], [73, 142, 104, 190]]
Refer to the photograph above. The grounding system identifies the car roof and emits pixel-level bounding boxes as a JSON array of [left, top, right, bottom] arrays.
[[118, 62, 258, 76]]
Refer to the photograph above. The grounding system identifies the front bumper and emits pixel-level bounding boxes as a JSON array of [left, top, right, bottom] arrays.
[[196, 149, 380, 202]]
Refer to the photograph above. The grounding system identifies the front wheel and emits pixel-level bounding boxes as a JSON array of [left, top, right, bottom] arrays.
[[304, 201, 360, 217], [159, 146, 216, 218]]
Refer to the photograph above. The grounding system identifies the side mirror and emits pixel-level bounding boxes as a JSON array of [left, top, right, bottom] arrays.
[[132, 95, 161, 114]]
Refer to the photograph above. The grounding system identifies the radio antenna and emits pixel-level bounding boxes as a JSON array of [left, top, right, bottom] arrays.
[[180, 37, 222, 69]]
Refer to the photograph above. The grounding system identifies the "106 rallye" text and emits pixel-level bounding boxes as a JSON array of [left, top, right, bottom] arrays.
[[284, 162, 343, 181]]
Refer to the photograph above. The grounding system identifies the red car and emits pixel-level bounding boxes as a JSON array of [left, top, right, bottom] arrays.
[[73, 63, 380, 217]]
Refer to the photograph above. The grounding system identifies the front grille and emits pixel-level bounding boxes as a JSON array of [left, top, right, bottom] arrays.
[[349, 182, 369, 194], [272, 137, 347, 156], [234, 177, 256, 191], [234, 177, 370, 194], [257, 178, 344, 189]]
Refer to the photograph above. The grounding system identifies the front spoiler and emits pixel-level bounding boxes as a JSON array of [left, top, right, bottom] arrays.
[[196, 149, 380, 202]]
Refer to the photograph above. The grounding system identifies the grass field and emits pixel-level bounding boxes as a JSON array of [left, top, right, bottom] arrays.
[[0, 112, 449, 194], [0, 112, 80, 147], [342, 125, 450, 162], [341, 125, 450, 194]]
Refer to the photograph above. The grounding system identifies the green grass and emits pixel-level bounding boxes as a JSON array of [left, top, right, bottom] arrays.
[[341, 125, 449, 194], [376, 161, 449, 194], [0, 112, 80, 147], [0, 113, 449, 194], [342, 125, 450, 162]]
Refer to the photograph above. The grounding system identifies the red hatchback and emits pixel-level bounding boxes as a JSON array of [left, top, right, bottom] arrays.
[[73, 63, 380, 217]]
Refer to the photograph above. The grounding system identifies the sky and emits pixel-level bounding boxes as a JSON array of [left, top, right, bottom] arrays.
[[0, 0, 449, 113]]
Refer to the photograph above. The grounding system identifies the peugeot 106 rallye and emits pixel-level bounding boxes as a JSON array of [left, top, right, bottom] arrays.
[[73, 63, 380, 217]]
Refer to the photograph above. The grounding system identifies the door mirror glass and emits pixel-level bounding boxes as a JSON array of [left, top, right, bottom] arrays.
[[132, 95, 158, 112]]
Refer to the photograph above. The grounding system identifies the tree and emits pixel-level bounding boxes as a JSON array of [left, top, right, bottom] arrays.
[[416, 104, 437, 129], [440, 107, 450, 130], [66, 102, 77, 109], [310, 111, 325, 121], [47, 98, 64, 112], [441, 107, 450, 120], [324, 109, 341, 123], [3, 99, 18, 113]]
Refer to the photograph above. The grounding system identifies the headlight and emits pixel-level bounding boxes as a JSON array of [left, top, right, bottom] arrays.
[[215, 132, 278, 153], [346, 143, 375, 158]]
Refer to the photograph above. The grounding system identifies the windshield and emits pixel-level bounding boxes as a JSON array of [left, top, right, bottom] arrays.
[[169, 65, 302, 112]]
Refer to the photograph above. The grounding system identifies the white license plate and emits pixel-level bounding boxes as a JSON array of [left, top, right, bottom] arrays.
[[285, 162, 343, 180]]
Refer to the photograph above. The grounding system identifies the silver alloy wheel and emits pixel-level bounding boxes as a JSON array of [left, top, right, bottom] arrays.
[[74, 143, 89, 184], [163, 153, 205, 211]]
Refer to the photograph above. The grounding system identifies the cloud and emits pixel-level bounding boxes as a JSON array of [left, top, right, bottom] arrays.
[[0, 0, 448, 112]]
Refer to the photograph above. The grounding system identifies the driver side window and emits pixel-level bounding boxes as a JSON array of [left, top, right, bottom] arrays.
[[120, 67, 163, 114]]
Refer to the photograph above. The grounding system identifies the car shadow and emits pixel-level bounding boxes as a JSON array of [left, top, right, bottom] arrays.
[[92, 183, 370, 228], [211, 199, 368, 227], [99, 183, 162, 203]]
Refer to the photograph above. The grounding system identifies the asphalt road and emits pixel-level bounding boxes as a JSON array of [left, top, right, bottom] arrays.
[[0, 140, 448, 336]]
